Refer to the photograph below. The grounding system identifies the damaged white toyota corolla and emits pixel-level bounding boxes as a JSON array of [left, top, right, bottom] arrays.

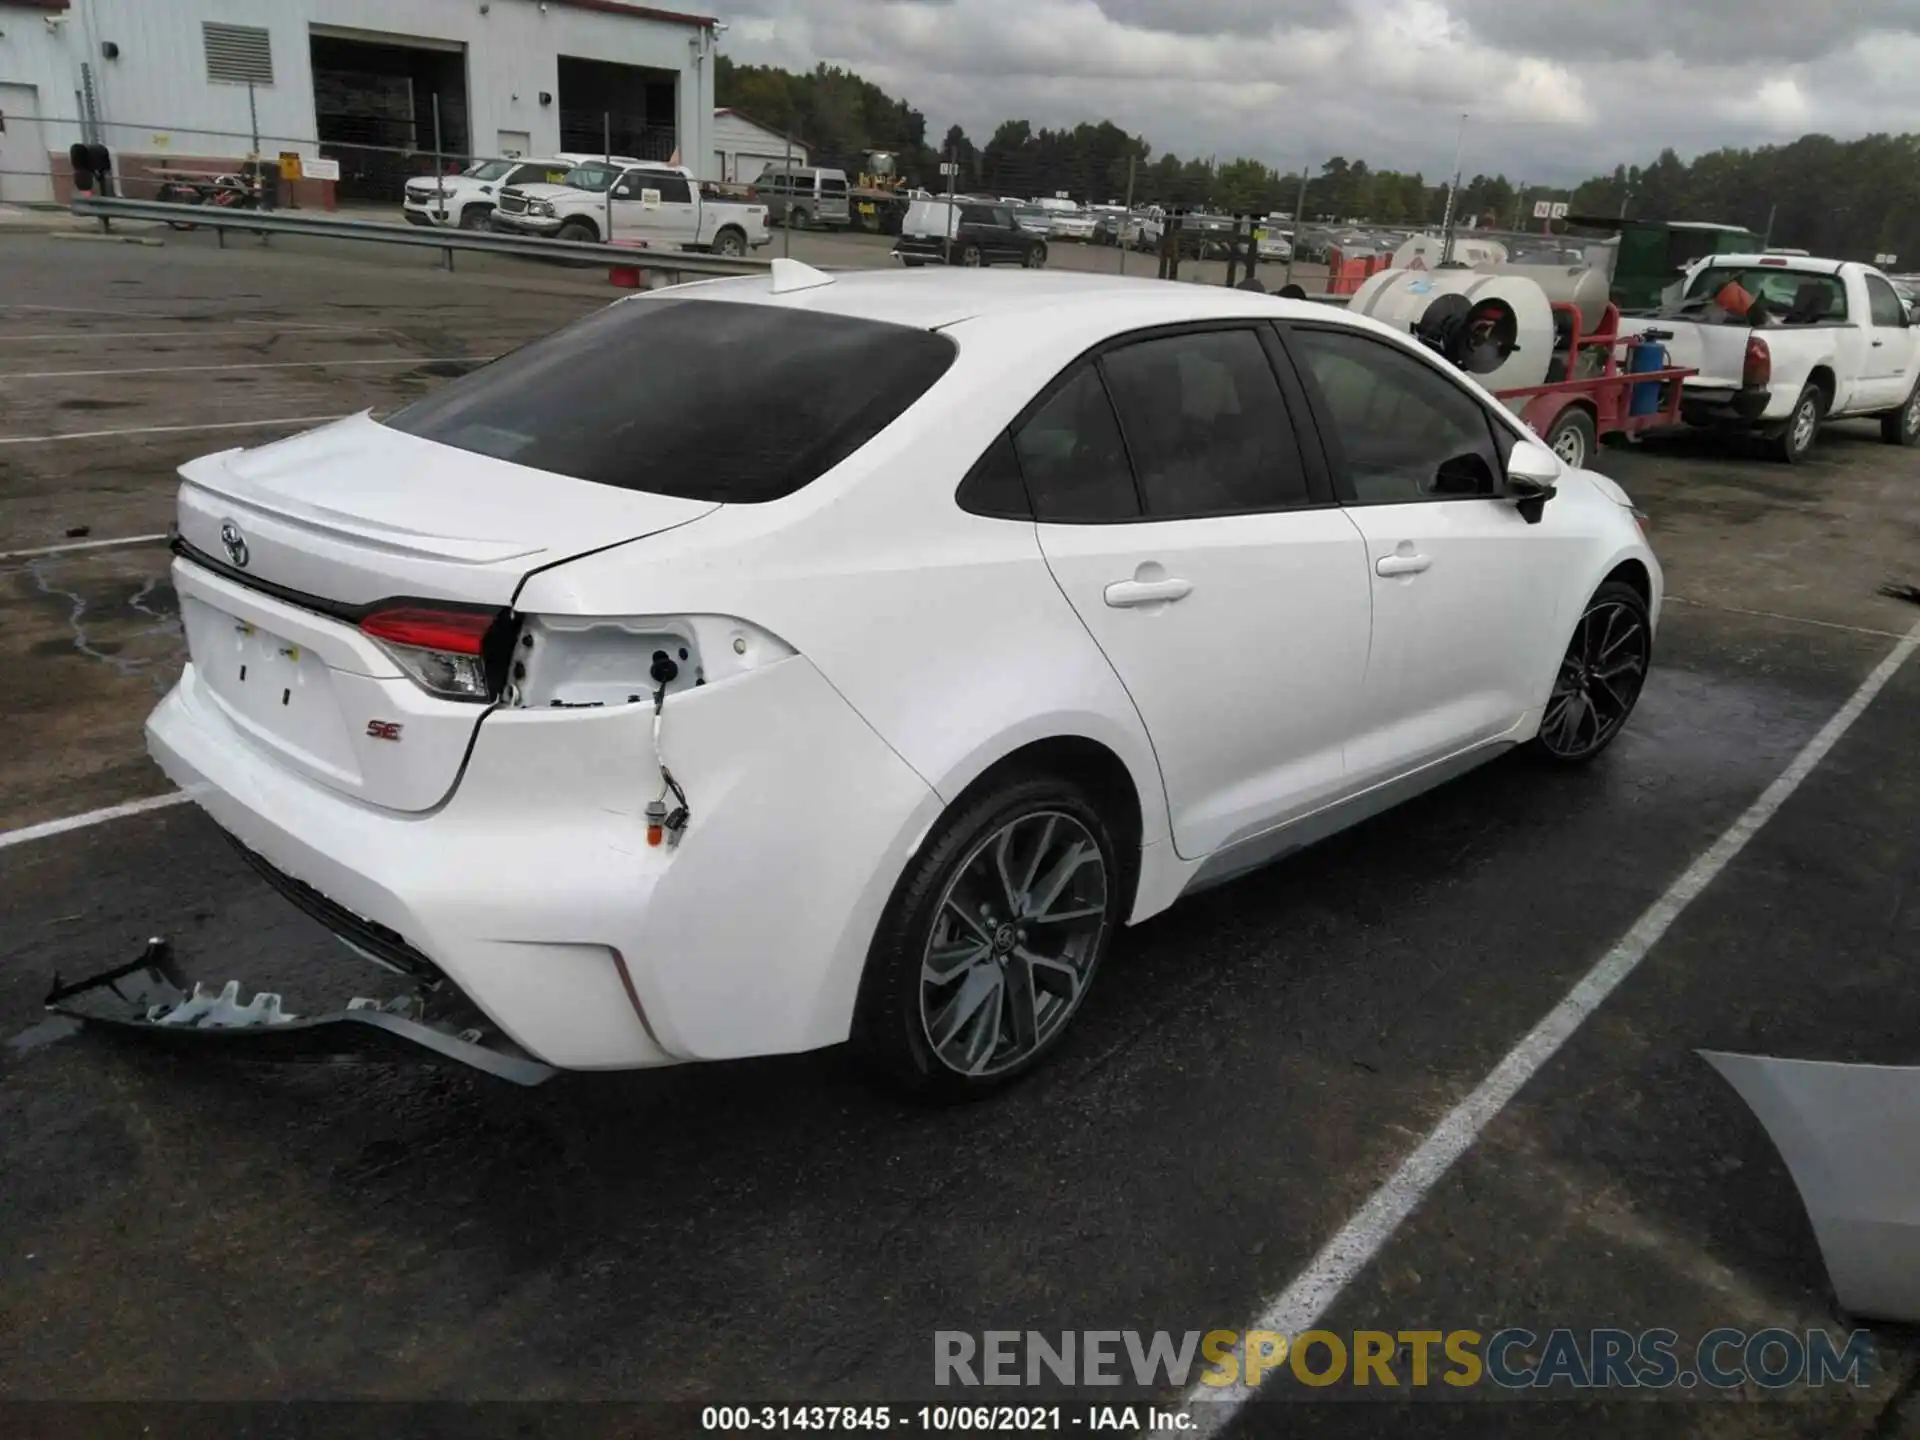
[[140, 263, 1660, 1099]]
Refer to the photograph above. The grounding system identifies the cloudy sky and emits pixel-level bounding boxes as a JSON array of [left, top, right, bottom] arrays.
[[716, 0, 1920, 184]]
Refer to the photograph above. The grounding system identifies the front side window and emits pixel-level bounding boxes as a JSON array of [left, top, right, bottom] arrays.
[[1289, 327, 1504, 505], [1012, 366, 1139, 522], [385, 298, 956, 504], [990, 207, 1016, 230], [561, 163, 619, 194], [468, 159, 517, 182], [1099, 329, 1309, 517], [644, 174, 691, 203]]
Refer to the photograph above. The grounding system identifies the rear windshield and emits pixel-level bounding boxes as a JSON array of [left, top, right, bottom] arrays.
[[1682, 265, 1847, 323], [382, 298, 957, 503]]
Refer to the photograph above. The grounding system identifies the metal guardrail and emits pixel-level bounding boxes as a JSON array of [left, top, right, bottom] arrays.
[[67, 196, 775, 280]]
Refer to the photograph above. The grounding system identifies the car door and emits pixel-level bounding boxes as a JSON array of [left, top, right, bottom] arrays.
[[1282, 322, 1578, 787], [1862, 273, 1919, 409], [984, 205, 1025, 263], [1024, 324, 1372, 861]]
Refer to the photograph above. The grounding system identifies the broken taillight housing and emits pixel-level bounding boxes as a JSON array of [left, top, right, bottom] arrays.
[[1743, 334, 1772, 390], [506, 615, 796, 709], [360, 606, 499, 702]]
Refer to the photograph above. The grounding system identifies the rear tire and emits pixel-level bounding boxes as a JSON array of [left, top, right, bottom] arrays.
[[1771, 384, 1823, 464], [852, 774, 1122, 1103], [1531, 580, 1651, 765], [1882, 380, 1920, 446], [790, 206, 811, 231], [959, 244, 983, 268], [711, 227, 746, 258], [1543, 408, 1597, 472]]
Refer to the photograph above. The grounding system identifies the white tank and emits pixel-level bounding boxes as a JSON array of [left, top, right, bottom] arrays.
[[1391, 233, 1510, 271], [1485, 262, 1611, 330], [1347, 268, 1556, 400]]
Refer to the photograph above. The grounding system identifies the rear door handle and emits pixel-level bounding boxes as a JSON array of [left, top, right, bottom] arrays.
[[1375, 553, 1432, 577], [1104, 577, 1193, 607], [1874, 339, 1886, 347]]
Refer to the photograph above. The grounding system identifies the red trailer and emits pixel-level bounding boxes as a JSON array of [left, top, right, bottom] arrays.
[[1493, 300, 1694, 471]]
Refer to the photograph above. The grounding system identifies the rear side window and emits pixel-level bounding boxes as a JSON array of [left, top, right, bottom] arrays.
[[1012, 366, 1139, 522], [1098, 329, 1309, 517], [821, 177, 848, 195], [384, 299, 956, 503]]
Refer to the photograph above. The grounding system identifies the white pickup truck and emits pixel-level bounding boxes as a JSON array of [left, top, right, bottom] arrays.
[[489, 160, 771, 257], [1624, 254, 1920, 462]]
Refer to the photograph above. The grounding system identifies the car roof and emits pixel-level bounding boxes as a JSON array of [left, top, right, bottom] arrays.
[[648, 267, 1334, 333]]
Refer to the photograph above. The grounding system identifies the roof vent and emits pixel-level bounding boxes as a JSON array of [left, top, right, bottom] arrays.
[[769, 258, 835, 294]]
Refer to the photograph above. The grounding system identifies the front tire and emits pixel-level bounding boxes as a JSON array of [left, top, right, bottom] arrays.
[[1882, 380, 1920, 446], [1532, 580, 1651, 765], [1024, 242, 1048, 269], [554, 218, 597, 244], [1544, 408, 1597, 472], [1772, 384, 1823, 464], [852, 775, 1122, 1102], [458, 204, 490, 231]]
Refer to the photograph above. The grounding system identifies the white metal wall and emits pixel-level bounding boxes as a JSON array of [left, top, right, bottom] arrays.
[[0, 0, 712, 168], [713, 108, 804, 183]]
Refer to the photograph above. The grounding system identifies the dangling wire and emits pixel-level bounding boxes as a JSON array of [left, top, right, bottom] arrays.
[[652, 683, 690, 845]]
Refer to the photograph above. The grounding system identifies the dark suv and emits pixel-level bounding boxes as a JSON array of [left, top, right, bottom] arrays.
[[894, 200, 1048, 269]]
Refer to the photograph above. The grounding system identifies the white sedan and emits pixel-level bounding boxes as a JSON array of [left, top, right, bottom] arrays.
[[146, 265, 1659, 1100]]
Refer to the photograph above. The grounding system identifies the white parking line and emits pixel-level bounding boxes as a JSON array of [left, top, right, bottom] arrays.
[[0, 325, 399, 343], [0, 793, 190, 853], [1664, 594, 1910, 640], [1184, 614, 1920, 1430], [0, 533, 169, 561], [0, 415, 347, 446], [0, 356, 486, 380]]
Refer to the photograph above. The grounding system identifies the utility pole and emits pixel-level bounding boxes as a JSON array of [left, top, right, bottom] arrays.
[[1762, 202, 1777, 249], [1618, 172, 1633, 220], [782, 129, 792, 258], [942, 144, 958, 265], [1438, 112, 1467, 264], [1285, 157, 1308, 290]]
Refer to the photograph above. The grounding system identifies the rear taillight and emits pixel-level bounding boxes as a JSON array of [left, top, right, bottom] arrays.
[[1743, 334, 1771, 390], [360, 606, 499, 702]]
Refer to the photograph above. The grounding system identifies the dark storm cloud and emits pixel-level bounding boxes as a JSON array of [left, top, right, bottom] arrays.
[[1451, 0, 1920, 63]]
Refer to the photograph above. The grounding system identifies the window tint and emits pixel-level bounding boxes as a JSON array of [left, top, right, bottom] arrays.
[[821, 177, 849, 195], [960, 204, 993, 225], [504, 163, 544, 186], [1099, 329, 1308, 517], [384, 298, 956, 504], [653, 174, 691, 203], [956, 432, 1031, 519], [1012, 366, 1139, 522], [990, 207, 1016, 229], [1290, 327, 1503, 505], [1868, 275, 1908, 327]]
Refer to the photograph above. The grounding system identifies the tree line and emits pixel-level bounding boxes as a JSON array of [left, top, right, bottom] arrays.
[[716, 56, 1918, 260]]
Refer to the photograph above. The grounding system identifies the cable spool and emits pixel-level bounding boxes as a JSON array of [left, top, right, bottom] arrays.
[[1348, 268, 1555, 402]]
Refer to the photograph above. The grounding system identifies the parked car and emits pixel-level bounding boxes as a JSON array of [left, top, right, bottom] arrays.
[[401, 153, 636, 231], [1256, 226, 1294, 262], [1048, 209, 1099, 243], [1624, 254, 1920, 462], [145, 268, 1659, 1100], [490, 161, 770, 256], [754, 166, 852, 229], [894, 198, 1047, 268], [1011, 204, 1053, 241]]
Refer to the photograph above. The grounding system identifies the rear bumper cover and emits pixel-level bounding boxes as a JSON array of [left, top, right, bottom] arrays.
[[1681, 385, 1773, 427], [47, 940, 556, 1085]]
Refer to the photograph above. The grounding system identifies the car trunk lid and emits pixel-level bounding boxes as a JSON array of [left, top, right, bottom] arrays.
[[173, 412, 717, 811]]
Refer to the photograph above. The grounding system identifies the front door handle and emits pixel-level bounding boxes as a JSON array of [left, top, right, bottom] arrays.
[[1104, 577, 1193, 607], [1874, 339, 1886, 348], [1375, 553, 1432, 577]]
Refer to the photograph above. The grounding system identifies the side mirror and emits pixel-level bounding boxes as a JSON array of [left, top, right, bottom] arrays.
[[1504, 442, 1560, 524]]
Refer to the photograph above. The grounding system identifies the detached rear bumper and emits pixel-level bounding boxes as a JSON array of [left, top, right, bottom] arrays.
[[47, 940, 556, 1085]]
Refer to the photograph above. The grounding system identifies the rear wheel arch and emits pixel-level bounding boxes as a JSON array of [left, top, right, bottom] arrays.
[[935, 735, 1148, 919], [1806, 365, 1837, 410]]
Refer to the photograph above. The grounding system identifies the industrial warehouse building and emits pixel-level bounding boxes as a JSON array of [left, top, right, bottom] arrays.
[[0, 0, 718, 205]]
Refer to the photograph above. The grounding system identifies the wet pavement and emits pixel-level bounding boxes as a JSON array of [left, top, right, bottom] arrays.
[[3, 232, 1920, 1437]]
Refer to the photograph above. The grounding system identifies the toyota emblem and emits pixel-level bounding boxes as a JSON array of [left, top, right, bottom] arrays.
[[219, 521, 249, 568]]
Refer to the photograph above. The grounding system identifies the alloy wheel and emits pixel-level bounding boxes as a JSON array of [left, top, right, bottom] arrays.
[[1792, 396, 1818, 453], [1540, 598, 1649, 759], [918, 811, 1108, 1077]]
